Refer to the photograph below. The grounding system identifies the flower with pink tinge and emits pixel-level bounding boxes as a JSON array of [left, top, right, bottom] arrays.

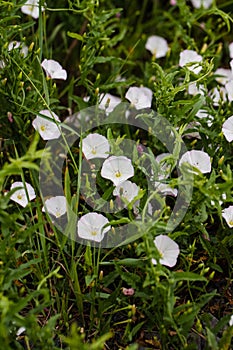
[[21, 0, 45, 19], [125, 86, 153, 110], [190, 0, 213, 8], [42, 196, 67, 218], [101, 156, 134, 186], [32, 109, 61, 140], [179, 150, 211, 174], [99, 93, 121, 114], [170, 0, 176, 5], [179, 50, 203, 75], [122, 288, 135, 296], [222, 116, 233, 142], [222, 206, 233, 228], [152, 235, 180, 267], [77, 212, 110, 242], [41, 59, 67, 80], [82, 133, 110, 160], [10, 182, 36, 208], [145, 35, 168, 58]]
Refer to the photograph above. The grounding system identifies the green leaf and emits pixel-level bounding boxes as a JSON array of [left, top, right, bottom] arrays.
[[172, 271, 207, 282]]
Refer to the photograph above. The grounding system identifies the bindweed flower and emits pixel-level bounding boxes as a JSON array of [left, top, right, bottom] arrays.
[[122, 288, 135, 296], [41, 59, 67, 80], [229, 314, 233, 326], [190, 0, 213, 8], [210, 86, 227, 106], [229, 43, 233, 59], [225, 81, 233, 102], [10, 182, 36, 207], [21, 0, 45, 19], [82, 133, 110, 160], [154, 182, 178, 197], [214, 68, 233, 85], [222, 206, 233, 228], [32, 109, 61, 140], [77, 212, 110, 242], [179, 50, 203, 74], [125, 86, 153, 110], [188, 82, 205, 96], [99, 93, 121, 114], [113, 180, 140, 204], [222, 116, 233, 142], [101, 156, 134, 186], [196, 109, 214, 128], [42, 196, 67, 218], [145, 35, 168, 58], [8, 41, 28, 57], [179, 150, 211, 174], [152, 235, 180, 267]]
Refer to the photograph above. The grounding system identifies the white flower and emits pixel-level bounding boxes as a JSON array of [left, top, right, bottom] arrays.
[[41, 59, 67, 80], [179, 150, 211, 174], [229, 314, 233, 326], [179, 50, 203, 74], [210, 86, 227, 106], [125, 86, 153, 109], [226, 80, 233, 102], [145, 35, 168, 58], [154, 182, 178, 197], [222, 116, 233, 142], [32, 109, 61, 140], [214, 68, 233, 85], [188, 82, 205, 96], [42, 196, 67, 218], [10, 182, 36, 208], [229, 43, 233, 59], [8, 41, 28, 57], [196, 109, 214, 127], [222, 206, 233, 228], [77, 212, 110, 242], [99, 93, 121, 114], [82, 133, 110, 159], [101, 156, 134, 186], [152, 235, 180, 267], [113, 180, 139, 203], [21, 0, 45, 19], [190, 0, 213, 8]]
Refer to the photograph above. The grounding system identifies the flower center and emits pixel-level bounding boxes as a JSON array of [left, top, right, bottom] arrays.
[[229, 220, 233, 226], [115, 171, 122, 178], [40, 125, 46, 131], [17, 194, 22, 200], [91, 147, 97, 155], [91, 230, 97, 236]]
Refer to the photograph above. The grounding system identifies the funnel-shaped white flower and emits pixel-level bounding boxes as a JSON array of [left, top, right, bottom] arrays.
[[41, 59, 67, 80], [32, 109, 61, 140], [179, 50, 202, 74], [222, 116, 233, 142], [21, 0, 45, 19], [222, 206, 233, 228], [125, 86, 153, 109], [99, 93, 121, 114], [10, 182, 36, 207], [152, 235, 180, 267], [8, 41, 28, 57], [190, 0, 213, 8], [113, 180, 139, 203], [145, 35, 168, 58], [226, 81, 233, 102], [179, 150, 211, 174], [82, 133, 110, 160], [42, 196, 67, 218], [101, 156, 134, 186], [214, 68, 233, 85], [77, 212, 110, 242]]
